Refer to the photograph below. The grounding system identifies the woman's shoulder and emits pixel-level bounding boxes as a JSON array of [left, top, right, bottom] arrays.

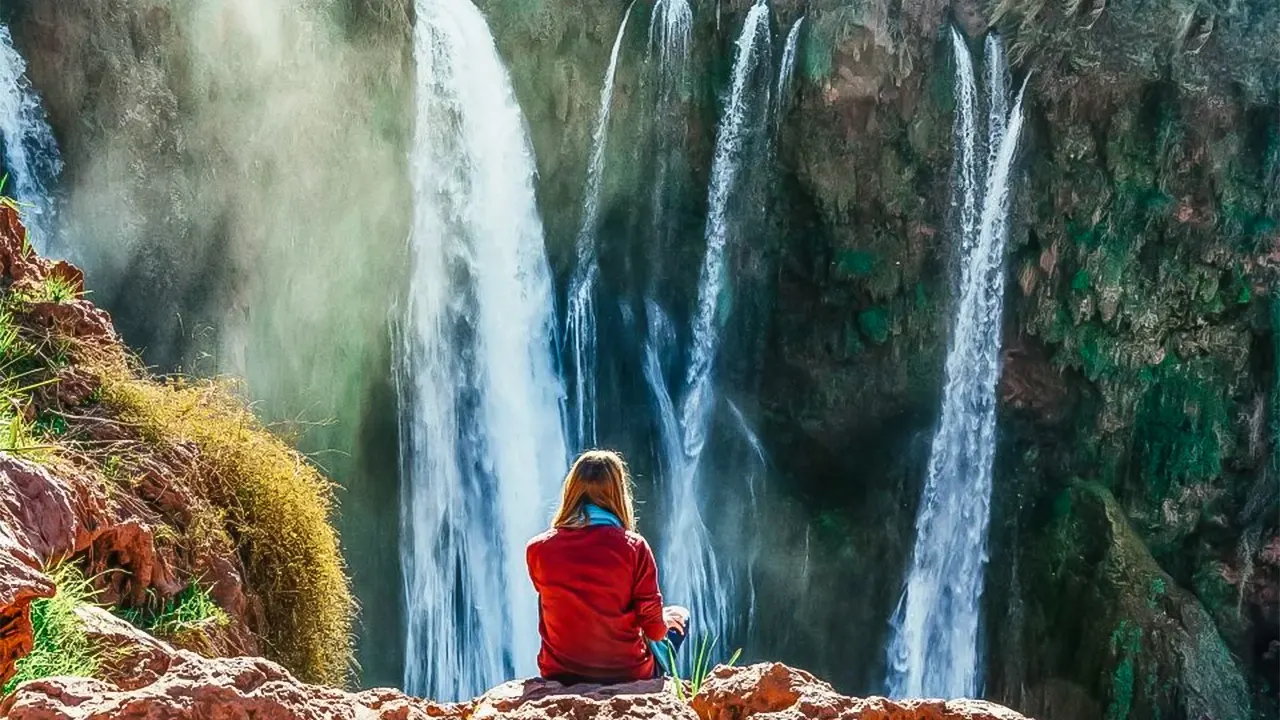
[[527, 527, 560, 549], [623, 530, 654, 551]]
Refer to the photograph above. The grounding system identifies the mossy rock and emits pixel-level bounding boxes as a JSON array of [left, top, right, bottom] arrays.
[[1023, 482, 1253, 720]]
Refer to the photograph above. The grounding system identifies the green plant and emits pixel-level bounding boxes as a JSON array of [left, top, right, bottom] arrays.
[[4, 564, 100, 695], [28, 276, 82, 304], [119, 582, 229, 640], [90, 351, 354, 685], [665, 633, 743, 702], [0, 310, 57, 456]]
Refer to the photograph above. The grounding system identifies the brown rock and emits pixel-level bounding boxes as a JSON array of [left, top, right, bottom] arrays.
[[0, 455, 84, 687], [0, 650, 465, 720], [81, 520, 181, 606], [691, 664, 1030, 720], [74, 606, 177, 691], [27, 301, 116, 341], [473, 677, 693, 720], [0, 656, 1031, 720]]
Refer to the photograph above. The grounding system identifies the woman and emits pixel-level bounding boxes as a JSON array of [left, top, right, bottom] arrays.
[[527, 449, 690, 684]]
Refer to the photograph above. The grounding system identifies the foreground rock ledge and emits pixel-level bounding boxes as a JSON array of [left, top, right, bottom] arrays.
[[1, 619, 1029, 720]]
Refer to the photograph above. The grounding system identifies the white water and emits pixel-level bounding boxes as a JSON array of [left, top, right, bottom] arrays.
[[399, 0, 567, 701], [646, 0, 692, 250], [0, 24, 61, 253], [564, 2, 635, 451], [655, 0, 772, 657], [884, 30, 1027, 699], [774, 15, 804, 126], [648, 0, 692, 79]]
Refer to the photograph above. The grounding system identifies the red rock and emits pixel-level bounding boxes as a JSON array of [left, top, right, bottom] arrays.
[[1, 650, 465, 720], [692, 664, 1030, 720], [26, 301, 116, 341], [0, 456, 83, 688], [473, 677, 694, 720]]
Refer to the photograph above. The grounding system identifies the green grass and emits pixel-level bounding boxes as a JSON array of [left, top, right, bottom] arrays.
[[665, 633, 742, 702], [4, 565, 100, 696], [0, 309, 55, 456], [118, 582, 229, 640]]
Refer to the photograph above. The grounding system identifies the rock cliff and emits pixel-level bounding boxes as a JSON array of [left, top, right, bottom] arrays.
[[0, 205, 352, 688]]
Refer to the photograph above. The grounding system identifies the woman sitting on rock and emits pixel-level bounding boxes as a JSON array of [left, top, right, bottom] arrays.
[[527, 449, 690, 684]]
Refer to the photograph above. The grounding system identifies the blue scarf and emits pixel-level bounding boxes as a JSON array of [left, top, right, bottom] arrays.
[[582, 504, 673, 675]]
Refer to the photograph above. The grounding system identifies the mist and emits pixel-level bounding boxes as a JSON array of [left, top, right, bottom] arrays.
[[7, 0, 415, 684]]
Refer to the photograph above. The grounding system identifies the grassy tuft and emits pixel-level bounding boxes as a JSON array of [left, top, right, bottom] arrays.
[[86, 350, 354, 686], [5, 564, 99, 696], [119, 582, 230, 641], [0, 309, 54, 456], [666, 633, 742, 703]]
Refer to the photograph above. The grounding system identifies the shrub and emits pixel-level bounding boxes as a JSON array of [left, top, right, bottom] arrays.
[[87, 350, 354, 686], [5, 565, 99, 695]]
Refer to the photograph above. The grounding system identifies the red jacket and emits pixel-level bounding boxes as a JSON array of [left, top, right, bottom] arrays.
[[526, 526, 668, 682]]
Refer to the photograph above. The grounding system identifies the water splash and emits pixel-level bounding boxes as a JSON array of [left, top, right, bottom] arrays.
[[657, 0, 772, 658], [884, 30, 1027, 699], [774, 15, 804, 127], [565, 2, 636, 451], [0, 24, 61, 254], [399, 0, 567, 700]]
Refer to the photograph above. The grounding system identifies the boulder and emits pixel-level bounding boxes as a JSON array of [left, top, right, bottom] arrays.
[[1, 628, 462, 720], [693, 663, 1029, 720], [473, 677, 693, 719], [0, 456, 83, 688], [1, 659, 1032, 720]]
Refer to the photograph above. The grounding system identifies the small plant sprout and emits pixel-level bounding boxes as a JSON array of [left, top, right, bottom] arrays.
[[665, 633, 743, 702]]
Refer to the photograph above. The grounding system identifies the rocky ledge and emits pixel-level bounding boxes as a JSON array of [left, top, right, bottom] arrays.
[[1, 609, 1028, 720]]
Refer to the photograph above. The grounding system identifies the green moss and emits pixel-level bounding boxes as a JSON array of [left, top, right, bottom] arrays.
[[1133, 359, 1230, 503], [835, 249, 878, 278], [1106, 620, 1143, 720], [1072, 269, 1092, 291], [858, 307, 891, 345], [1146, 577, 1166, 609]]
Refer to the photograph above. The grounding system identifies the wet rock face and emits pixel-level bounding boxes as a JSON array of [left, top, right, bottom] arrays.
[[481, 0, 1277, 712], [2, 659, 1029, 720]]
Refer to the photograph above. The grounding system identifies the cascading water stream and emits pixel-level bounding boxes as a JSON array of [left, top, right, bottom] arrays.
[[645, 0, 692, 259], [653, 0, 771, 657], [398, 0, 567, 701], [0, 24, 61, 254], [884, 29, 1027, 699], [564, 2, 636, 451], [774, 16, 804, 127]]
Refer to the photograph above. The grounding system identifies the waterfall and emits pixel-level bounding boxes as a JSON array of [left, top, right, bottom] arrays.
[[884, 29, 1027, 699], [399, 0, 568, 701], [565, 2, 635, 451], [774, 15, 804, 126], [646, 0, 692, 256], [654, 0, 772, 658], [648, 0, 692, 79], [0, 24, 61, 254]]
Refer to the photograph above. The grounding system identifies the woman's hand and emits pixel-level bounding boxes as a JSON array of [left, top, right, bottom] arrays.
[[663, 605, 690, 635]]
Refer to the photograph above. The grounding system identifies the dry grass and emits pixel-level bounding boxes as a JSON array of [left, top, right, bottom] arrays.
[[84, 347, 354, 686]]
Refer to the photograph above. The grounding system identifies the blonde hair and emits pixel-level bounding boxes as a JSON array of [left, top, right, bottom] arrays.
[[551, 450, 636, 531]]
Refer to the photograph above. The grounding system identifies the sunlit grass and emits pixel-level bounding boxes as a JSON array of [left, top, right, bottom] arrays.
[[4, 564, 99, 696]]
